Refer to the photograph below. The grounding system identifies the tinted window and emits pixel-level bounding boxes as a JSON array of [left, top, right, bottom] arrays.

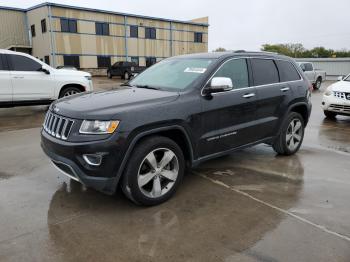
[[97, 56, 111, 68], [9, 54, 42, 71], [31, 25, 36, 37], [251, 59, 279, 86], [146, 57, 157, 67], [275, 60, 301, 82], [96, 22, 109, 35], [194, 32, 203, 43], [63, 56, 80, 68], [131, 56, 139, 66], [41, 19, 47, 33], [213, 58, 249, 89], [130, 26, 138, 38], [61, 19, 77, 33], [145, 27, 156, 39], [0, 55, 8, 70]]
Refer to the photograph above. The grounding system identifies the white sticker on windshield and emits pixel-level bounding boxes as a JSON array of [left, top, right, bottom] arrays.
[[184, 67, 207, 74]]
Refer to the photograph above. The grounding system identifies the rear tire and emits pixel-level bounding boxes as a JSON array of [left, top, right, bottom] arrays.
[[107, 71, 112, 79], [324, 110, 337, 119], [121, 136, 185, 206], [273, 112, 305, 156], [59, 87, 81, 98], [314, 77, 322, 90]]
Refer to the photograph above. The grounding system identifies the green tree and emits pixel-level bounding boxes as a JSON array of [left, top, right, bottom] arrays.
[[213, 47, 226, 52]]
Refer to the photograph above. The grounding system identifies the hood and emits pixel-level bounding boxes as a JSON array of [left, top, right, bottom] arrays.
[[51, 87, 180, 119], [53, 69, 91, 77], [329, 81, 350, 92]]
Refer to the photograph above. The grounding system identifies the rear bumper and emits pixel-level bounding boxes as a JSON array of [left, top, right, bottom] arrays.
[[41, 130, 128, 195]]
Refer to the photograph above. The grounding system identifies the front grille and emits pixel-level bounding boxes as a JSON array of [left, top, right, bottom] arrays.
[[333, 92, 350, 100], [329, 104, 350, 113], [43, 111, 74, 140]]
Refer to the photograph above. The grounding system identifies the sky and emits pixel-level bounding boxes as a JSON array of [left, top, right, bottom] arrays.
[[1, 0, 349, 51]]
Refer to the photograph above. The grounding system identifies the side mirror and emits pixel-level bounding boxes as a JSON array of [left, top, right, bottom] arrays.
[[41, 66, 50, 74], [337, 76, 344, 81], [205, 77, 233, 94]]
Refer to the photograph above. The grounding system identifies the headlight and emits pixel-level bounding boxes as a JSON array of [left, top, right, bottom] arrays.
[[324, 87, 333, 96], [79, 120, 120, 134], [84, 75, 92, 81]]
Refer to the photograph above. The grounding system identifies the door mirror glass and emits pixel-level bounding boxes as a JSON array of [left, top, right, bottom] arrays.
[[337, 76, 344, 81], [207, 77, 233, 93]]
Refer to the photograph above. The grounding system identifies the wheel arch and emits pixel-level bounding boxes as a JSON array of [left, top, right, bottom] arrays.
[[288, 102, 310, 126], [58, 84, 86, 98]]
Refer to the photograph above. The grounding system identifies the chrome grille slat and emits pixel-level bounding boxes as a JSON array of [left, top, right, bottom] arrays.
[[43, 111, 74, 140]]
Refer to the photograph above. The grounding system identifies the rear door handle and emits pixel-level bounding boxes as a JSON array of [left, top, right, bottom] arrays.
[[280, 87, 290, 92], [242, 93, 255, 98]]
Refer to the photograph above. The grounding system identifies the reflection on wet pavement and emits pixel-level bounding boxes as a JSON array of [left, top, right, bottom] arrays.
[[1, 81, 350, 261]]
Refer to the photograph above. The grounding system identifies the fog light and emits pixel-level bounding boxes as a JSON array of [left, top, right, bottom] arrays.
[[83, 154, 103, 166]]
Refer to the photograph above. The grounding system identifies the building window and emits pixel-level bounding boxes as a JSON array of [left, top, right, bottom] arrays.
[[95, 22, 109, 36], [31, 25, 36, 37], [145, 27, 156, 39], [130, 25, 138, 38], [61, 18, 78, 33], [194, 32, 203, 43], [131, 56, 139, 66], [41, 19, 47, 33], [63, 56, 80, 68], [146, 57, 156, 67], [44, 56, 50, 65], [97, 56, 111, 68]]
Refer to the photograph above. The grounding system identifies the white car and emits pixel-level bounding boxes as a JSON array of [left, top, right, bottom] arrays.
[[0, 49, 93, 106], [322, 74, 350, 118]]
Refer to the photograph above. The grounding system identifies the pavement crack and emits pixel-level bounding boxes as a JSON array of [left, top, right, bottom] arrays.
[[195, 172, 350, 243]]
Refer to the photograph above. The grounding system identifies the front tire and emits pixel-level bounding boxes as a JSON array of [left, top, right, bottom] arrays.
[[273, 112, 305, 156], [59, 87, 81, 98], [314, 77, 322, 90], [122, 136, 185, 206], [324, 110, 337, 119], [124, 71, 130, 80], [107, 71, 112, 79]]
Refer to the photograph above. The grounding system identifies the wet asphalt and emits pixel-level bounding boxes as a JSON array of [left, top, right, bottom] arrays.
[[0, 78, 350, 262]]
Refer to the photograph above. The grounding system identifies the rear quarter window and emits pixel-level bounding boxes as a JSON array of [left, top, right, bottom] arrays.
[[275, 60, 301, 82], [251, 58, 279, 86]]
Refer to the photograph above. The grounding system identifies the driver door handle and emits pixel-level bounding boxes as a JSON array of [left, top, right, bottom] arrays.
[[242, 93, 255, 98], [280, 87, 290, 92]]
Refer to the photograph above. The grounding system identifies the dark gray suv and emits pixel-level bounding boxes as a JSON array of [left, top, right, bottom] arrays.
[[41, 51, 312, 206]]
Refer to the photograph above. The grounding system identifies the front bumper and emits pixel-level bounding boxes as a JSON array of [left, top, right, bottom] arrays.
[[41, 129, 128, 195], [322, 95, 350, 115]]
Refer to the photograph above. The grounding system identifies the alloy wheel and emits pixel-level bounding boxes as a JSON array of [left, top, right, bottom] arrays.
[[286, 118, 303, 151], [64, 90, 78, 96], [137, 148, 179, 198]]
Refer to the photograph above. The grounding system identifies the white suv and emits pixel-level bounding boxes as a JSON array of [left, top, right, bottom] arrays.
[[0, 49, 93, 106], [322, 74, 350, 118]]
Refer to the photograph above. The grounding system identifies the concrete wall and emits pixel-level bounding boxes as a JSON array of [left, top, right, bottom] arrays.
[[296, 58, 350, 80], [0, 8, 30, 49]]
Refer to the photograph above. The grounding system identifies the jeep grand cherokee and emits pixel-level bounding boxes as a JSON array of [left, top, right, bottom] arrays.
[[41, 51, 312, 206]]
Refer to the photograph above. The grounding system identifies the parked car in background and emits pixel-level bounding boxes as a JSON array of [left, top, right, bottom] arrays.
[[0, 49, 93, 107], [297, 62, 326, 90], [56, 65, 78, 70], [322, 74, 350, 118], [107, 61, 146, 80], [41, 51, 312, 206]]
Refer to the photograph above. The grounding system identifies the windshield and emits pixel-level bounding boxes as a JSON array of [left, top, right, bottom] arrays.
[[129, 58, 215, 91], [344, 75, 350, 82]]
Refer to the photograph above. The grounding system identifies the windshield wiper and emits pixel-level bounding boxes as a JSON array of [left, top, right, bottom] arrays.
[[120, 83, 134, 87], [135, 85, 160, 90]]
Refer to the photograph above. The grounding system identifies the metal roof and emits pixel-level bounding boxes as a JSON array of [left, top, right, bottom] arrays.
[[0, 2, 209, 27]]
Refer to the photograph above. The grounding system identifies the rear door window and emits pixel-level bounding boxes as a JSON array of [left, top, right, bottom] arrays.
[[0, 55, 9, 70], [304, 63, 313, 71], [8, 54, 42, 71], [251, 58, 279, 86], [275, 60, 301, 82]]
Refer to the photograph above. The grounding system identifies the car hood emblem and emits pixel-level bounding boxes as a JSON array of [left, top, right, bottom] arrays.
[[54, 107, 59, 113], [347, 94, 350, 100]]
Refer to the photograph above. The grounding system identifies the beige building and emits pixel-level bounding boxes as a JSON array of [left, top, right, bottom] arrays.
[[0, 3, 208, 74]]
